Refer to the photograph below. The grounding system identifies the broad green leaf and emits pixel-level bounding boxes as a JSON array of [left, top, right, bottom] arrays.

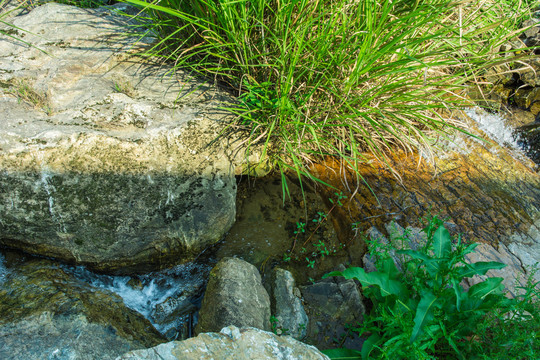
[[433, 225, 451, 258], [411, 290, 440, 343], [460, 293, 486, 313], [324, 267, 407, 298], [361, 333, 381, 360], [322, 348, 362, 360], [380, 257, 401, 280], [397, 249, 439, 275], [397, 249, 432, 262], [451, 277, 465, 311], [422, 258, 445, 277], [462, 243, 478, 255], [457, 261, 506, 279], [469, 277, 505, 299]]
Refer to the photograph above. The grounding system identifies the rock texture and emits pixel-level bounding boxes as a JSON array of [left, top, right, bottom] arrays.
[[516, 121, 540, 164], [117, 325, 330, 360], [0, 253, 165, 360], [271, 268, 309, 339], [312, 108, 540, 290], [299, 267, 366, 350], [195, 257, 271, 334], [463, 242, 537, 298], [0, 3, 239, 273]]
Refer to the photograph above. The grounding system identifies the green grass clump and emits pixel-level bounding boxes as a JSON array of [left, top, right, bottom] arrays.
[[121, 0, 535, 185]]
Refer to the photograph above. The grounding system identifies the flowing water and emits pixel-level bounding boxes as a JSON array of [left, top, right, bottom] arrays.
[[464, 106, 538, 164], [463, 107, 522, 151], [62, 261, 212, 340], [0, 254, 8, 284]]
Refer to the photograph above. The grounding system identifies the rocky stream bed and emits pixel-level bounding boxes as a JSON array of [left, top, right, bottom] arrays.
[[0, 2, 539, 359]]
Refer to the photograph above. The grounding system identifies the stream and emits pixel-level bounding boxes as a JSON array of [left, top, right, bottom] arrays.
[[0, 106, 538, 351]]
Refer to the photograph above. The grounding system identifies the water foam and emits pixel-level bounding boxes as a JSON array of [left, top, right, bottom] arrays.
[[463, 107, 522, 151], [64, 262, 210, 339], [0, 254, 8, 284]]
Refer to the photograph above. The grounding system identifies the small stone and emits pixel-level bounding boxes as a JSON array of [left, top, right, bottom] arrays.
[[271, 268, 309, 339], [523, 19, 540, 38], [299, 270, 365, 349], [195, 258, 271, 334]]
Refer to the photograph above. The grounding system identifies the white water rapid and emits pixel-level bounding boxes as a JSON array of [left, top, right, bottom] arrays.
[[63, 261, 211, 339]]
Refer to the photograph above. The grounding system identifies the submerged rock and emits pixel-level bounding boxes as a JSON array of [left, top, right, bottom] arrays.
[[0, 253, 166, 360], [195, 257, 271, 334], [117, 325, 330, 360], [0, 3, 239, 273]]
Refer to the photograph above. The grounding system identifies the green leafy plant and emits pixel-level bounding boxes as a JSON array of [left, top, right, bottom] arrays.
[[270, 315, 290, 336], [286, 192, 347, 270], [282, 252, 291, 262], [322, 216, 538, 359], [294, 222, 306, 235]]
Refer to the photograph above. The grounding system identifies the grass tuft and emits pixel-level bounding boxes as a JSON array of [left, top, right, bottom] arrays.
[[121, 0, 537, 186]]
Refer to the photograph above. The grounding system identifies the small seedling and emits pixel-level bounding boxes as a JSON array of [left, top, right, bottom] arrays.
[[112, 79, 136, 97], [313, 211, 327, 223], [294, 221, 306, 234], [328, 191, 347, 207]]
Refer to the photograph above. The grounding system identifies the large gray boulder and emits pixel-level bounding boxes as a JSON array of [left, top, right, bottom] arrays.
[[0, 3, 239, 273], [195, 257, 271, 334], [117, 325, 330, 360]]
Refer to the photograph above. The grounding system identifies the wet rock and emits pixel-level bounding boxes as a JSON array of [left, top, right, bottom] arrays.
[[515, 122, 540, 164], [522, 18, 540, 48], [299, 266, 365, 350], [62, 259, 211, 342], [271, 268, 309, 339], [0, 254, 165, 360], [117, 325, 330, 360], [149, 294, 196, 339], [513, 87, 540, 111], [463, 242, 537, 298], [514, 58, 540, 88], [195, 257, 271, 334], [0, 3, 240, 273], [312, 109, 540, 262]]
